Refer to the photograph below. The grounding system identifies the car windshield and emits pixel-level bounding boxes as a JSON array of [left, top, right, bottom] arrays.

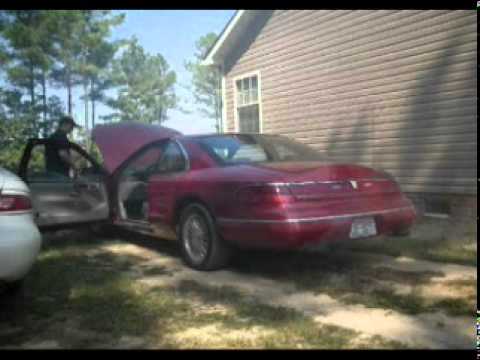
[[195, 134, 325, 165]]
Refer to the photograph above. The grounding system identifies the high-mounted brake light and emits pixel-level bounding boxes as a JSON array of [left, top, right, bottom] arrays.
[[236, 184, 295, 205], [0, 194, 32, 212]]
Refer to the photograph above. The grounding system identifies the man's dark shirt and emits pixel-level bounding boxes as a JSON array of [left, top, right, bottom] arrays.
[[45, 130, 70, 177]]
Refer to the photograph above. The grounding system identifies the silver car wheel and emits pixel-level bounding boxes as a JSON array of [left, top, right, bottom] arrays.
[[183, 214, 209, 265]]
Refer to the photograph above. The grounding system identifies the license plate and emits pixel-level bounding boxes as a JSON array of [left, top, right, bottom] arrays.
[[350, 217, 377, 239]]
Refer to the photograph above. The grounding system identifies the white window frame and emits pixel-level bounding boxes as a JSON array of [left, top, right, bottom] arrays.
[[232, 70, 263, 133]]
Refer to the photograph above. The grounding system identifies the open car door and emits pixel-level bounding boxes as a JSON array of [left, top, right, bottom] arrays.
[[18, 139, 110, 228]]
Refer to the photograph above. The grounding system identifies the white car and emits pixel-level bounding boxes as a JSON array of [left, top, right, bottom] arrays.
[[0, 167, 42, 292]]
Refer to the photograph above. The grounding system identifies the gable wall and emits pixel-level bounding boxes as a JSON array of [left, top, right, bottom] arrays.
[[223, 10, 477, 195]]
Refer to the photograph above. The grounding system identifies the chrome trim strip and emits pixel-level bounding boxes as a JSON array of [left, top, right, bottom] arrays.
[[0, 189, 30, 197], [233, 179, 391, 190], [266, 178, 390, 187], [0, 210, 33, 216], [217, 206, 414, 224]]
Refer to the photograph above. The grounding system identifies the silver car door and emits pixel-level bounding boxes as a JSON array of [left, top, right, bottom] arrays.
[[20, 139, 110, 228]]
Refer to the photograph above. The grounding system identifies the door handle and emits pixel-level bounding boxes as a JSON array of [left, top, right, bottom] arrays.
[[74, 182, 89, 190], [69, 191, 81, 197]]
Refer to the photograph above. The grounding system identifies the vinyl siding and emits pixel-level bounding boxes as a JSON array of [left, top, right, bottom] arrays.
[[223, 10, 477, 195]]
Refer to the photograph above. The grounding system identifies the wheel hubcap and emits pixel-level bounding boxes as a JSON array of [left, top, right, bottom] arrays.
[[183, 214, 209, 264]]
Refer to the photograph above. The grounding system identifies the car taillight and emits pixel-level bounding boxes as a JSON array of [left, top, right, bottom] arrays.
[[0, 194, 32, 212], [236, 184, 295, 205]]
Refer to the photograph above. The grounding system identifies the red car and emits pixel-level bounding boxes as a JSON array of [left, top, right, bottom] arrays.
[[18, 123, 416, 270]]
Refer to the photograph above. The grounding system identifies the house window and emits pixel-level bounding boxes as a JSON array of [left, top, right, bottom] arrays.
[[235, 74, 261, 133]]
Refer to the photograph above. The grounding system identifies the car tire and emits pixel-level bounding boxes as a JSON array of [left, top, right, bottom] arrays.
[[179, 203, 231, 271], [391, 227, 412, 237], [89, 222, 119, 239], [4, 279, 25, 296]]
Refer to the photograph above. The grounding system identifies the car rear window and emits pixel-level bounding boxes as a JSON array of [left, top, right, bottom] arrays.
[[195, 134, 325, 165]]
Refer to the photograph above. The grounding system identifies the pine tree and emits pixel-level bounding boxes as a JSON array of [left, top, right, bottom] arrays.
[[185, 32, 222, 132], [104, 38, 177, 124]]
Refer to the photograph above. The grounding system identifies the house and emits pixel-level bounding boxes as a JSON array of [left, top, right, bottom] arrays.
[[202, 10, 477, 221]]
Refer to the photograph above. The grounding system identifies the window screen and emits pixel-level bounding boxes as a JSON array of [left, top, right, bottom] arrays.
[[236, 74, 260, 133]]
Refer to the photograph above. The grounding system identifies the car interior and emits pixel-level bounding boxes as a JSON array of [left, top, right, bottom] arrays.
[[117, 141, 186, 222], [117, 146, 162, 221]]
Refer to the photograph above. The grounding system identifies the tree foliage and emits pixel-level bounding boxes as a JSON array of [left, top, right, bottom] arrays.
[[76, 11, 125, 130], [0, 88, 35, 171], [185, 32, 221, 132], [0, 10, 125, 169], [1, 11, 58, 135], [0, 10, 181, 171], [103, 38, 177, 124]]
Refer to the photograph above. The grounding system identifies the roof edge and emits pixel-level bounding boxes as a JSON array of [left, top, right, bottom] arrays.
[[201, 10, 246, 67]]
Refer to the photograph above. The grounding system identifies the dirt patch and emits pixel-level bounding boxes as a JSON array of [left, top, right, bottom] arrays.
[[371, 254, 476, 281], [111, 336, 147, 349], [188, 300, 233, 317], [3, 237, 475, 349], [19, 340, 61, 349], [106, 243, 475, 349], [421, 279, 476, 301], [166, 323, 276, 348], [339, 218, 477, 267], [99, 243, 158, 260]]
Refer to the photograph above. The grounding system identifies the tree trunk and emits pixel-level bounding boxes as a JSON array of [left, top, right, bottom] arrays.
[[41, 71, 47, 136], [67, 85, 72, 115], [29, 61, 37, 135], [91, 78, 95, 129], [67, 68, 72, 115], [158, 108, 163, 125], [216, 67, 222, 133], [214, 90, 220, 133], [83, 80, 89, 131], [29, 66, 35, 106], [215, 90, 220, 134]]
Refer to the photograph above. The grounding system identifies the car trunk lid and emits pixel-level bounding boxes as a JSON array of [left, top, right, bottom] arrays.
[[287, 178, 399, 201], [91, 123, 182, 174], [0, 167, 29, 195], [252, 162, 399, 201]]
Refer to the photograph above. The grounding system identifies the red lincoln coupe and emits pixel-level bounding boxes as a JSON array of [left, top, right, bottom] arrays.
[[19, 123, 416, 270]]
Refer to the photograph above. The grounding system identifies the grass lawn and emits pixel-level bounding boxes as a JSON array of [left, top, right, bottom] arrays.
[[230, 220, 476, 319], [0, 233, 404, 349], [0, 222, 475, 349], [230, 251, 476, 319], [337, 217, 477, 267]]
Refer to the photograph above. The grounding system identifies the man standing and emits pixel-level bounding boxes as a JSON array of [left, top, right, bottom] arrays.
[[45, 115, 81, 178]]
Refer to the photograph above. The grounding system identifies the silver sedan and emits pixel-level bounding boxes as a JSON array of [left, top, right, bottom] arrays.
[[0, 167, 42, 292]]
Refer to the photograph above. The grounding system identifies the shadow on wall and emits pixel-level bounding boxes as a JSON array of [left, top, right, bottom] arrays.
[[326, 103, 373, 167], [323, 17, 476, 208], [395, 24, 477, 189]]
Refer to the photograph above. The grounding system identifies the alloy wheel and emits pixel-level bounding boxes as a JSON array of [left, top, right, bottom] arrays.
[[182, 213, 209, 264]]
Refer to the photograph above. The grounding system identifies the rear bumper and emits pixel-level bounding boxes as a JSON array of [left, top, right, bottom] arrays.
[[217, 206, 416, 249], [0, 212, 42, 282]]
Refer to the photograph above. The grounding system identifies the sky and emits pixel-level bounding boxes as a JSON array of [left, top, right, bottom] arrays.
[[60, 10, 235, 135]]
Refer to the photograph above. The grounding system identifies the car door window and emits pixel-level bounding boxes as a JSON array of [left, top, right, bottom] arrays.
[[121, 145, 164, 179], [26, 143, 101, 183], [72, 148, 103, 178], [156, 141, 186, 174], [26, 143, 70, 183]]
